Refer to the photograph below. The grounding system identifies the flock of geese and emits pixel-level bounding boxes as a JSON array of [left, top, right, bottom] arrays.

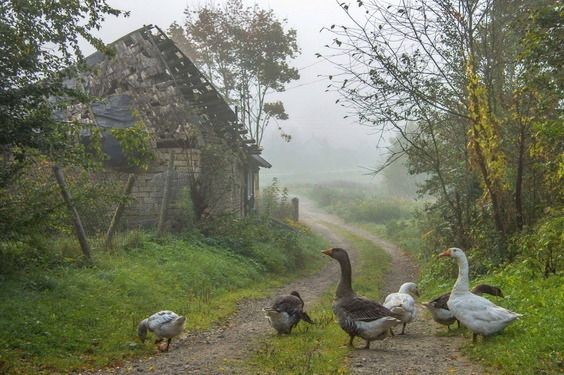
[[137, 247, 521, 352]]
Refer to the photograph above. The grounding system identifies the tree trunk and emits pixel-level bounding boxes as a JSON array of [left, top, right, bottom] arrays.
[[515, 122, 526, 231], [52, 165, 91, 262], [157, 152, 175, 236], [105, 174, 136, 248]]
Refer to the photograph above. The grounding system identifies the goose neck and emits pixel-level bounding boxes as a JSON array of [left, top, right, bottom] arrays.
[[452, 254, 470, 294], [336, 255, 354, 298]]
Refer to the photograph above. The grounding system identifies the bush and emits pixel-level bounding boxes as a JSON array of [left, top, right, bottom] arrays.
[[198, 214, 321, 274], [513, 214, 563, 277], [0, 160, 121, 241], [260, 178, 294, 219]]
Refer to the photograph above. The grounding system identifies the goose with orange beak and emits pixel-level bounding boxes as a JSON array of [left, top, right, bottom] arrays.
[[439, 247, 521, 342], [322, 247, 401, 349], [423, 283, 504, 331]]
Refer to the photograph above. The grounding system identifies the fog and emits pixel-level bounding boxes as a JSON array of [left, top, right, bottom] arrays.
[[86, 0, 396, 187]]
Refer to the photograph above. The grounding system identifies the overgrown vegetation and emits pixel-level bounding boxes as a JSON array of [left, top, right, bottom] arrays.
[[246, 223, 391, 374], [260, 178, 295, 220], [0, 219, 326, 374]]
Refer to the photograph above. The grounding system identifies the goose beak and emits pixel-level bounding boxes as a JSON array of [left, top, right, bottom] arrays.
[[322, 248, 334, 256], [438, 249, 451, 257]]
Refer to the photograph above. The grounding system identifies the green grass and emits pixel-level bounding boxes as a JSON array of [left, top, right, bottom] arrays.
[[0, 228, 326, 374], [245, 222, 391, 374], [463, 265, 563, 374]]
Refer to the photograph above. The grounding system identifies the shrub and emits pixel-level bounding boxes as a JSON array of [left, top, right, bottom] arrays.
[[198, 214, 321, 274], [261, 178, 294, 219], [513, 214, 563, 277]]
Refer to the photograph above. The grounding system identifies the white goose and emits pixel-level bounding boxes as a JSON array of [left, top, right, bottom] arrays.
[[423, 284, 504, 331], [137, 310, 186, 351], [439, 248, 521, 342], [383, 282, 419, 335]]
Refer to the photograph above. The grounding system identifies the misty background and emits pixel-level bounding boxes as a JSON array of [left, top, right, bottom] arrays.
[[84, 0, 408, 187]]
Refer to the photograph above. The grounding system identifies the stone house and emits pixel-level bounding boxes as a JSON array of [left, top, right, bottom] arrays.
[[74, 25, 270, 229]]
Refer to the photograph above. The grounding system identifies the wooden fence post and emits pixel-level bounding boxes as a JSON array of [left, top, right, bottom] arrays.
[[157, 151, 175, 236], [52, 165, 92, 262], [291, 197, 299, 221], [105, 173, 136, 249]]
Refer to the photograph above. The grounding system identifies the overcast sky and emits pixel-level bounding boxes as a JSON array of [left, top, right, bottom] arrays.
[[86, 0, 388, 182]]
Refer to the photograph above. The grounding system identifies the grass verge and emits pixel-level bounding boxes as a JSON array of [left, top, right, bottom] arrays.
[[0, 224, 326, 374], [244, 221, 391, 374], [383, 221, 564, 375]]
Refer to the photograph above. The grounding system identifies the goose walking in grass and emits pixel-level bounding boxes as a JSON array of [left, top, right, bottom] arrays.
[[138, 311, 186, 351], [423, 284, 504, 331], [439, 248, 521, 342], [263, 291, 314, 334], [383, 282, 420, 335], [322, 247, 401, 349]]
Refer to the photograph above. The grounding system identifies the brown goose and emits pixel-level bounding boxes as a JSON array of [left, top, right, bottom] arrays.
[[263, 291, 314, 334], [322, 247, 401, 349], [423, 284, 504, 331]]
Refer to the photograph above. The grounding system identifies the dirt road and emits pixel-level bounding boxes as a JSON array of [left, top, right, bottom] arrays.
[[84, 200, 483, 374]]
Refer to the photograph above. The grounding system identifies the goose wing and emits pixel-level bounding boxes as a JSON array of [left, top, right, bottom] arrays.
[[449, 293, 520, 320], [340, 296, 399, 322], [147, 310, 179, 331], [429, 292, 450, 310], [269, 295, 303, 315]]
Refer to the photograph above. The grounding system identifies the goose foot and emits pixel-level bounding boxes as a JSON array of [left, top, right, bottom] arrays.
[[399, 323, 406, 335]]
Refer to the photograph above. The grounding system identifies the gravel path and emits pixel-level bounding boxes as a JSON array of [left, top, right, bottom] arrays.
[[82, 199, 484, 375]]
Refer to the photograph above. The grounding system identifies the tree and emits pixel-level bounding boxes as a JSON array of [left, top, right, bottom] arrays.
[[0, 0, 126, 185], [169, 0, 300, 146], [322, 0, 561, 259]]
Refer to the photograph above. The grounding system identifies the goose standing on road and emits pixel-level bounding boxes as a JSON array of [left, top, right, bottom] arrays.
[[137, 311, 186, 351], [263, 291, 314, 334], [439, 248, 521, 342], [383, 282, 420, 335], [322, 247, 401, 349]]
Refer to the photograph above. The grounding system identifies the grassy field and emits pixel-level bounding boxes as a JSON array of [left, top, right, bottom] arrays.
[[0, 224, 326, 374], [245, 222, 391, 374]]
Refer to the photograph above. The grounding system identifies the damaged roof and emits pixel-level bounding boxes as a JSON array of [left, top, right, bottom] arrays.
[[82, 24, 269, 165]]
